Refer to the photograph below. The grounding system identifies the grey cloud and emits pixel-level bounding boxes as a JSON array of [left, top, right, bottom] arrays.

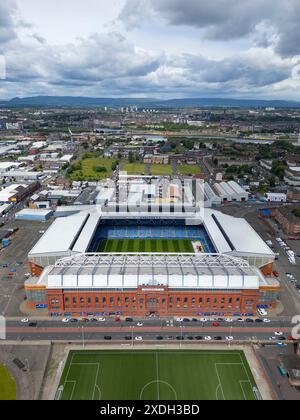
[[120, 0, 300, 57]]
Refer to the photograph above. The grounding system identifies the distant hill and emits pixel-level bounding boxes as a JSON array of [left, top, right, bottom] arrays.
[[1, 95, 300, 108]]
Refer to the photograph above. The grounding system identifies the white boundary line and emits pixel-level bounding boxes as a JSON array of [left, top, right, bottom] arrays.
[[61, 350, 255, 400]]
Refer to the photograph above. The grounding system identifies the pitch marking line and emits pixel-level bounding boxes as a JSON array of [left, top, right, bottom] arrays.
[[65, 362, 101, 400], [215, 363, 251, 401], [64, 381, 76, 400]]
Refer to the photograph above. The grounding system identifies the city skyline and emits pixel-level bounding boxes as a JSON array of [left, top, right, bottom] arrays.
[[0, 0, 300, 100]]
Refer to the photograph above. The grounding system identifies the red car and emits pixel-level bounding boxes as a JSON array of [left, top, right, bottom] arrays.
[[273, 271, 279, 278], [288, 336, 297, 341], [212, 322, 220, 327]]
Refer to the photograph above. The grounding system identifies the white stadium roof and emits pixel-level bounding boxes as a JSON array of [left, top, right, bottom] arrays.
[[29, 212, 90, 257], [38, 253, 263, 291], [203, 209, 274, 257]]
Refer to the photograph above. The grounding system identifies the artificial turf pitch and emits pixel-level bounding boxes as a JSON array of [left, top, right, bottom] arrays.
[[0, 365, 16, 400], [57, 350, 258, 400], [98, 239, 194, 253]]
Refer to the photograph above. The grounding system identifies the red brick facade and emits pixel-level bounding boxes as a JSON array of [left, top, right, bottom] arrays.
[[46, 286, 260, 317]]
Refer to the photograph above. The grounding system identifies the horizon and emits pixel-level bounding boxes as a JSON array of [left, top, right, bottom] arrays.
[[1, 1, 300, 100]]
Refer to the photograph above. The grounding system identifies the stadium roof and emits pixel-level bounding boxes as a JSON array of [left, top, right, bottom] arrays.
[[203, 210, 274, 258], [29, 212, 90, 257], [38, 253, 264, 291]]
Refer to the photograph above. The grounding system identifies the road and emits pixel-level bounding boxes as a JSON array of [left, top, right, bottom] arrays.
[[3, 318, 296, 342]]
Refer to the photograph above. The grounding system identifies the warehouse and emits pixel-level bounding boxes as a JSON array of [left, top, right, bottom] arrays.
[[15, 208, 53, 221], [213, 181, 249, 202]]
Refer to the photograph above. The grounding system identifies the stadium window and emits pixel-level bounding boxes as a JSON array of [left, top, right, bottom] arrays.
[[229, 298, 233, 304], [102, 297, 106, 303], [80, 298, 84, 304], [169, 297, 174, 304], [199, 298, 203, 303], [206, 298, 210, 303], [95, 297, 99, 304], [88, 297, 91, 304], [110, 297, 114, 304]]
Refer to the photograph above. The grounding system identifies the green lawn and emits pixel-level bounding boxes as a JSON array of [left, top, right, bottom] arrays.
[[123, 163, 146, 175], [0, 365, 16, 400], [150, 164, 174, 175], [177, 165, 202, 175], [68, 157, 117, 181], [98, 239, 194, 253], [56, 350, 259, 401]]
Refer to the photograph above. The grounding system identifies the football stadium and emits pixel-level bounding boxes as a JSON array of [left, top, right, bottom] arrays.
[[56, 350, 260, 401], [25, 177, 280, 317]]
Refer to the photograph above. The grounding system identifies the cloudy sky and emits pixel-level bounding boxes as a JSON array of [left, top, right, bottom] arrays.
[[1, 0, 300, 99]]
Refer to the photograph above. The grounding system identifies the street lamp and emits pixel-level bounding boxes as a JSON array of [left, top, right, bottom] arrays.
[[81, 326, 85, 349], [131, 326, 134, 348]]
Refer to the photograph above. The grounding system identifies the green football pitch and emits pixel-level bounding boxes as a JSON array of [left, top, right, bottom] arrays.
[[98, 239, 194, 253], [56, 350, 259, 401]]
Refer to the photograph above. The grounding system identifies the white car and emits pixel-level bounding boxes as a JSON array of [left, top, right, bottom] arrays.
[[204, 336, 212, 341], [200, 318, 208, 322], [225, 318, 233, 323], [39, 230, 45, 234], [21, 318, 29, 323], [98, 317, 106, 322], [226, 336, 234, 341], [275, 331, 283, 336], [62, 318, 70, 323], [135, 336, 143, 341], [176, 318, 183, 322], [24, 273, 31, 278], [269, 337, 277, 341], [137, 322, 143, 327], [263, 319, 271, 323]]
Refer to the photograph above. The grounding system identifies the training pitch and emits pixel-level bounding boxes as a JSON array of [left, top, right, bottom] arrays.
[[56, 350, 259, 400], [98, 239, 194, 253]]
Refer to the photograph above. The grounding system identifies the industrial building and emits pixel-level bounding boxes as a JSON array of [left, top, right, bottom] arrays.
[[213, 181, 249, 203], [266, 193, 287, 203], [15, 208, 53, 221], [25, 188, 279, 316], [0, 182, 40, 203]]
